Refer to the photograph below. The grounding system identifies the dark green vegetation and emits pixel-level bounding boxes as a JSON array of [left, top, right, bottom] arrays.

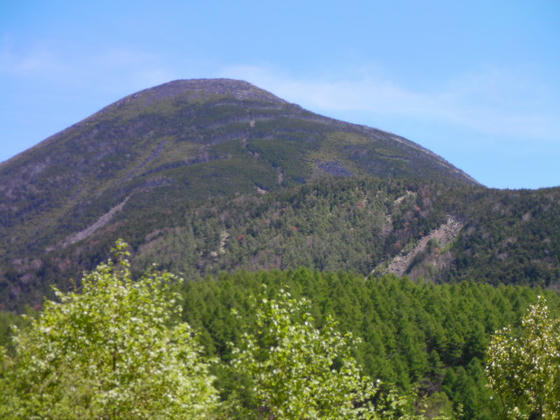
[[131, 177, 560, 287], [179, 269, 559, 419], [3, 174, 560, 310]]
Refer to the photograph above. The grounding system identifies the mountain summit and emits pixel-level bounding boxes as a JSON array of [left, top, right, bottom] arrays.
[[1, 78, 477, 209], [116, 78, 289, 105]]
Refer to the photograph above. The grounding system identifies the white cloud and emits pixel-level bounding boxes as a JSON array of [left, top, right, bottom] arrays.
[[0, 43, 178, 93], [2, 41, 557, 148], [0, 45, 65, 74], [218, 65, 560, 144]]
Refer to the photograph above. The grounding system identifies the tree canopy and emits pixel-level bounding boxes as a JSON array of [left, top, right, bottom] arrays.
[[486, 297, 560, 419], [230, 288, 388, 419], [0, 240, 218, 419]]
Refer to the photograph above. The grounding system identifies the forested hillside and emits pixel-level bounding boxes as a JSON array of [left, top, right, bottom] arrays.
[[3, 175, 560, 310], [2, 80, 559, 310], [132, 177, 560, 289]]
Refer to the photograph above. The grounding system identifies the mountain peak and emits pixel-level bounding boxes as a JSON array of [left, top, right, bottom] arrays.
[[112, 78, 287, 109]]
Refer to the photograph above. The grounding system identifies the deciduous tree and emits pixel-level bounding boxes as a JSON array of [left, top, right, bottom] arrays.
[[229, 288, 418, 419], [486, 297, 560, 419], [0, 240, 218, 419]]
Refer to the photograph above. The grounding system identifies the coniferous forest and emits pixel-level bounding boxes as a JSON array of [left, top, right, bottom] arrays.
[[1, 243, 559, 418], [180, 268, 559, 419]]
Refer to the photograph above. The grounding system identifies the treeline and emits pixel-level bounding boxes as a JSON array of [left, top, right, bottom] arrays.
[[180, 269, 560, 419]]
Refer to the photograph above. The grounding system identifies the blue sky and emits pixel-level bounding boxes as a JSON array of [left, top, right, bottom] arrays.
[[1, 1, 559, 189]]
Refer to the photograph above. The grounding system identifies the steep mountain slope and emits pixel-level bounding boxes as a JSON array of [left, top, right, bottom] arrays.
[[130, 178, 560, 286], [1, 79, 558, 309]]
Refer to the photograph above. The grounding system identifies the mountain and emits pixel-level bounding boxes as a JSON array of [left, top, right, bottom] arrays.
[[1, 79, 558, 309]]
